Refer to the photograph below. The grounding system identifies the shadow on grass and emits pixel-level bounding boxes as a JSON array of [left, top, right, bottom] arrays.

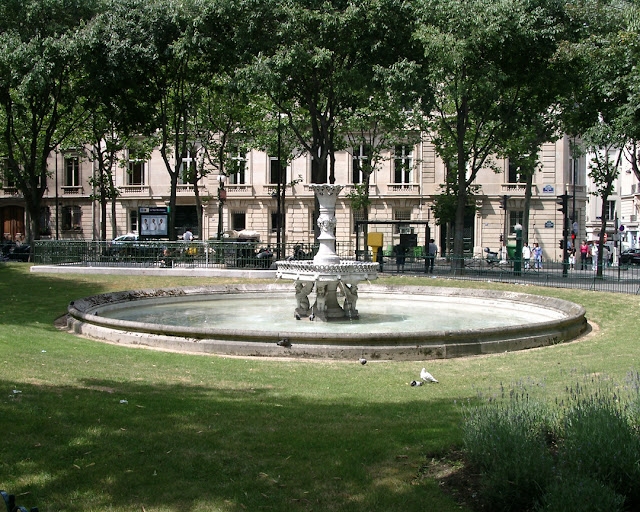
[[0, 264, 235, 328], [0, 377, 463, 512], [0, 264, 120, 327]]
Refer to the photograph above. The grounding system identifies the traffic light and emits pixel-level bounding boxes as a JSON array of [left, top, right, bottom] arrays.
[[559, 239, 564, 249], [499, 195, 508, 209], [557, 193, 569, 215]]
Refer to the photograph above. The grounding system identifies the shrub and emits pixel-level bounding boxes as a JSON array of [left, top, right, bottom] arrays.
[[462, 396, 555, 511], [560, 399, 640, 507], [461, 373, 640, 511], [536, 474, 625, 512]]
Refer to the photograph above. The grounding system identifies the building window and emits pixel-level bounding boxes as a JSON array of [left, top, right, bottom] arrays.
[[129, 210, 138, 233], [231, 211, 246, 231], [394, 145, 413, 184], [64, 157, 80, 187], [1, 159, 15, 188], [394, 208, 412, 233], [228, 149, 246, 184], [39, 206, 51, 236], [353, 209, 365, 233], [509, 210, 524, 234], [606, 200, 616, 221], [62, 205, 82, 231], [269, 157, 283, 185], [570, 156, 581, 187], [127, 160, 145, 185], [311, 158, 328, 184], [271, 211, 280, 233], [352, 145, 371, 184], [508, 159, 519, 183], [178, 151, 197, 184]]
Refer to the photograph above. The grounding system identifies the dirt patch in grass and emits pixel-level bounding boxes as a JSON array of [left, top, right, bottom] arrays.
[[416, 449, 487, 511]]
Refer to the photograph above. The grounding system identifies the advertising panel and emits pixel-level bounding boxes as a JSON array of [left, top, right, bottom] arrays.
[[139, 207, 169, 238]]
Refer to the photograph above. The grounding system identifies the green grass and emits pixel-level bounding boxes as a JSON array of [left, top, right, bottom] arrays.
[[1, 263, 639, 511]]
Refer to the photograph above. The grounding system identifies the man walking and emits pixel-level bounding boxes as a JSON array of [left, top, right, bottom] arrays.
[[427, 239, 438, 273]]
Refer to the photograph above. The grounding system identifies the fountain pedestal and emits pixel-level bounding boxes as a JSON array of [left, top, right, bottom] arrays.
[[276, 184, 378, 321]]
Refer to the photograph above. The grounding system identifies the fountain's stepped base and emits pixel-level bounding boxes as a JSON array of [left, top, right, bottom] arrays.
[[65, 284, 588, 361]]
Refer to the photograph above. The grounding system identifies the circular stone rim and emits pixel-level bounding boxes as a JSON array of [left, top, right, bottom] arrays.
[[65, 284, 588, 361]]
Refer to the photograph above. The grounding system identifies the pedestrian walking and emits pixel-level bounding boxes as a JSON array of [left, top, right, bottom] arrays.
[[522, 242, 531, 270], [533, 242, 543, 270], [427, 239, 438, 273], [580, 241, 589, 270]]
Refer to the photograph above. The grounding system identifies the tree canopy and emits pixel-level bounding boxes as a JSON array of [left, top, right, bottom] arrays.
[[0, 0, 636, 247]]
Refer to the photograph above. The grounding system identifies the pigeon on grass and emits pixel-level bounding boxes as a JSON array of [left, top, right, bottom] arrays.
[[420, 368, 439, 383]]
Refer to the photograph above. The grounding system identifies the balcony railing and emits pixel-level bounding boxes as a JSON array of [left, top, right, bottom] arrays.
[[500, 183, 529, 193], [177, 184, 193, 192], [387, 184, 419, 193], [225, 184, 253, 195], [0, 187, 20, 197], [61, 186, 83, 195], [119, 185, 150, 195]]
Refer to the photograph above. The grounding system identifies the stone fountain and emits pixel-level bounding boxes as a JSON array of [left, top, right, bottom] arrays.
[[275, 184, 379, 321]]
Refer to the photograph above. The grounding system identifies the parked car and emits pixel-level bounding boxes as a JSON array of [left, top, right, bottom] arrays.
[[108, 234, 163, 260], [620, 248, 640, 265]]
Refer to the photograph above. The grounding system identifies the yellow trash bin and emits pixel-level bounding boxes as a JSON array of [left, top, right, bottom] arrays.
[[367, 232, 384, 262]]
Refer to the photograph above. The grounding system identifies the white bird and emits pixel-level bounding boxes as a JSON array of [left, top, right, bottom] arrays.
[[420, 368, 438, 383]]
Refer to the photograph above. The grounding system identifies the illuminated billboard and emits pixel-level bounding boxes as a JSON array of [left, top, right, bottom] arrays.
[[138, 207, 169, 238]]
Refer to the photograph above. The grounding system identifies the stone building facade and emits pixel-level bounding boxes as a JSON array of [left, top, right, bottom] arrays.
[[1, 133, 587, 261]]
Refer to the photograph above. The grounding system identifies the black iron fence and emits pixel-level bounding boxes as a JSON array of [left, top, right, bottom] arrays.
[[381, 251, 640, 295], [32, 240, 640, 294], [33, 240, 331, 269]]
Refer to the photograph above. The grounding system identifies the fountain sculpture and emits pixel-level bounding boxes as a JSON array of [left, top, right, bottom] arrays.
[[275, 184, 379, 321]]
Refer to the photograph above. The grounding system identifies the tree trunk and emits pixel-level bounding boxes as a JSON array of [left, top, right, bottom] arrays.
[[522, 172, 533, 244], [193, 181, 203, 239], [597, 196, 608, 278], [452, 93, 468, 272]]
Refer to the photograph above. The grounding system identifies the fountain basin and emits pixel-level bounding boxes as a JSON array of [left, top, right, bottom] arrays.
[[66, 284, 587, 360]]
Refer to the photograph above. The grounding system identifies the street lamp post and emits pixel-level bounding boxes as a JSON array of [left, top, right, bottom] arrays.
[[276, 111, 282, 260], [514, 223, 523, 276], [217, 174, 226, 240]]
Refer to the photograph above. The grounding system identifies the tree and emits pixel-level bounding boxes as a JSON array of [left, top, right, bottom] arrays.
[[342, 61, 423, 224], [585, 122, 625, 276], [76, 0, 162, 240], [498, 107, 563, 245], [195, 74, 265, 239], [0, 0, 96, 244], [142, 0, 231, 240], [243, 0, 416, 186], [414, 0, 569, 269], [249, 95, 305, 255], [560, 0, 635, 276]]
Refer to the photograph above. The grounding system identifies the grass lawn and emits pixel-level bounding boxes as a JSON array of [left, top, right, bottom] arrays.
[[1, 263, 639, 511]]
